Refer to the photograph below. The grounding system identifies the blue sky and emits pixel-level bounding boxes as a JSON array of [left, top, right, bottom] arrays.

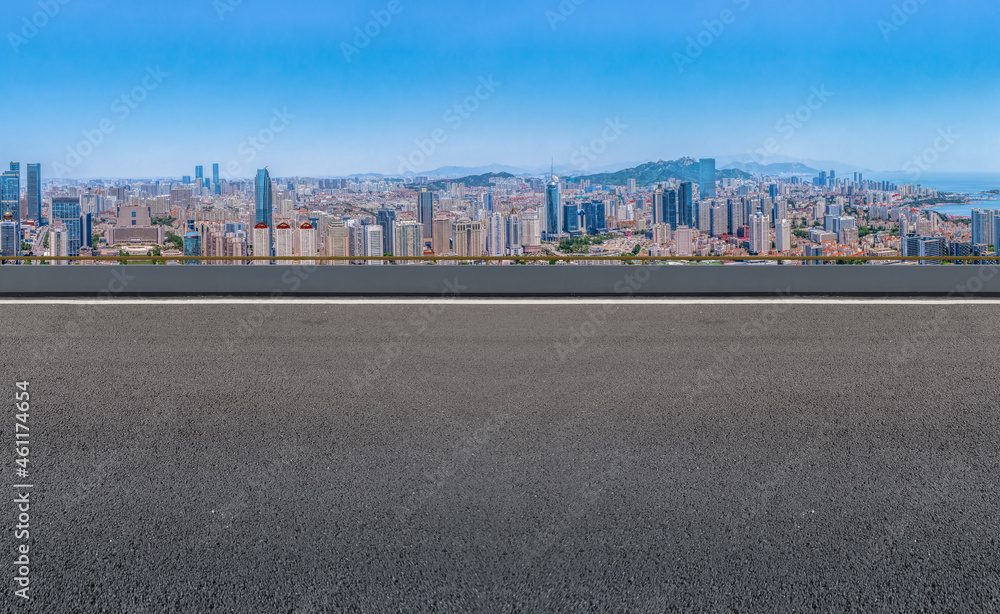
[[4, 0, 999, 178]]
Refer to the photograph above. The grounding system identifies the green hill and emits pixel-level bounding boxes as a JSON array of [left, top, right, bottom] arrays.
[[570, 158, 750, 187]]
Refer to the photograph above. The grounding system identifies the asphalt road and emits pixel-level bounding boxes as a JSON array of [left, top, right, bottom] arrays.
[[2, 301, 1000, 613]]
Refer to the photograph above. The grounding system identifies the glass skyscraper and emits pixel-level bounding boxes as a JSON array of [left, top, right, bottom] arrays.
[[2, 163, 20, 237], [679, 182, 694, 228], [665, 189, 679, 230], [377, 208, 396, 255], [418, 189, 434, 240], [544, 175, 562, 240], [212, 163, 220, 195], [51, 197, 82, 256], [255, 168, 273, 253], [26, 164, 40, 224], [699, 159, 716, 199], [183, 231, 202, 264]]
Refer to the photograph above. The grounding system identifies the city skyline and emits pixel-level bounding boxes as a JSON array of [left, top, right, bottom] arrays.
[[4, 0, 999, 178]]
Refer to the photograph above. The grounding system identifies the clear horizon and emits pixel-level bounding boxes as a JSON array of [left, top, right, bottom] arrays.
[[5, 0, 999, 178]]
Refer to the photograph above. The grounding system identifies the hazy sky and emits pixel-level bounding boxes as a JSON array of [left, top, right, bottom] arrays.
[[4, 0, 999, 178]]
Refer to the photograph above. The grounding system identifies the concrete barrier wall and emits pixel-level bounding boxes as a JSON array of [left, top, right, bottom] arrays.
[[2, 264, 1000, 296]]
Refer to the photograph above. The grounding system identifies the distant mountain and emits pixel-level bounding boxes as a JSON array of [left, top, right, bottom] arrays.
[[722, 161, 820, 176], [410, 164, 529, 178], [569, 158, 751, 187], [424, 172, 517, 190]]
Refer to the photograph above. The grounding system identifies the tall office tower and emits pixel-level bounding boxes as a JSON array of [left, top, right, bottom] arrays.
[[563, 203, 580, 236], [775, 199, 788, 225], [363, 225, 383, 265], [678, 182, 694, 227], [651, 189, 664, 225], [26, 164, 40, 224], [544, 175, 562, 240], [212, 163, 220, 195], [2, 163, 20, 238], [394, 221, 423, 262], [776, 219, 792, 252], [520, 210, 541, 250], [80, 213, 93, 248], [296, 223, 315, 265], [432, 218, 451, 255], [0, 209, 17, 258], [710, 203, 727, 237], [255, 169, 274, 248], [696, 199, 711, 233], [506, 213, 522, 255], [183, 231, 202, 264], [829, 170, 836, 184], [325, 219, 350, 265], [990, 211, 1000, 252], [274, 222, 293, 258], [418, 188, 434, 240], [971, 209, 992, 247], [627, 178, 636, 193], [195, 165, 204, 191], [252, 223, 270, 263], [51, 197, 82, 256], [749, 212, 769, 255], [50, 226, 70, 264], [584, 200, 607, 235], [769, 184, 778, 202], [482, 191, 494, 213], [665, 189, 679, 230], [699, 159, 716, 199], [376, 208, 396, 255], [452, 220, 484, 258], [674, 225, 693, 256], [487, 212, 506, 256]]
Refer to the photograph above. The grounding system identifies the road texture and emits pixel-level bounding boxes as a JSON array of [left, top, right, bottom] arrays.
[[2, 301, 999, 612]]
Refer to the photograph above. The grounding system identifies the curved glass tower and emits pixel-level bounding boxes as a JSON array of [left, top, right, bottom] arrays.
[[544, 175, 562, 240], [255, 168, 273, 254]]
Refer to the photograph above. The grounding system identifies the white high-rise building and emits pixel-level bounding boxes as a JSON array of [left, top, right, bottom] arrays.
[[364, 225, 383, 265], [50, 226, 70, 264], [394, 221, 423, 262], [487, 212, 506, 256], [297, 222, 316, 265], [776, 218, 792, 252], [274, 222, 293, 258], [520, 210, 541, 250], [506, 213, 522, 255], [674, 225, 693, 256], [325, 219, 349, 265], [252, 223, 270, 263], [749, 212, 769, 255]]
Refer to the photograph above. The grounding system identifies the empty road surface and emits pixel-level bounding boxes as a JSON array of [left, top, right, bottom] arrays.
[[2, 300, 999, 612]]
